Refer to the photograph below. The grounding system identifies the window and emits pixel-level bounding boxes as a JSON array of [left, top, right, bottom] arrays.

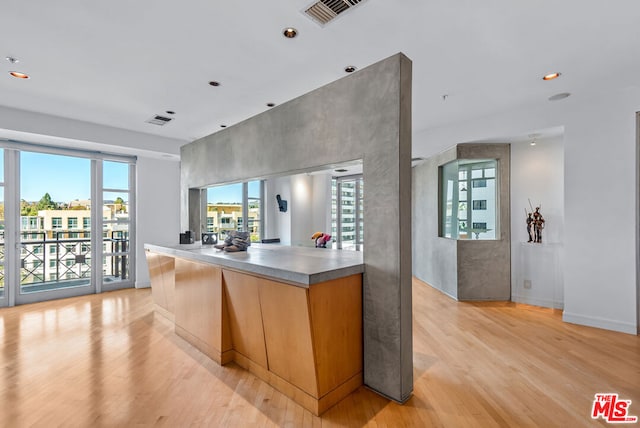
[[440, 159, 498, 240], [103, 160, 133, 285], [68, 217, 78, 229], [207, 181, 264, 243], [247, 180, 262, 242], [472, 200, 487, 210], [332, 175, 364, 251], [4, 146, 136, 302]]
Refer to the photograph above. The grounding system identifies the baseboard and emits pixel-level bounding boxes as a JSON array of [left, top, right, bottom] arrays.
[[562, 311, 637, 335], [512, 294, 563, 310], [135, 281, 151, 289], [413, 277, 458, 301]]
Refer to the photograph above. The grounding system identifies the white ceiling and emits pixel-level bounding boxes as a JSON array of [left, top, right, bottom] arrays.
[[2, 1, 640, 148]]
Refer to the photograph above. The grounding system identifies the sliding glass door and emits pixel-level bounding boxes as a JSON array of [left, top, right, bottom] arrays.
[[102, 160, 135, 291], [0, 143, 136, 306], [17, 151, 94, 303]]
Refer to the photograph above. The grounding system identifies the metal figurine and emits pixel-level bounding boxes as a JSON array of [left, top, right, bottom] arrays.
[[533, 206, 545, 243], [526, 200, 546, 243], [525, 210, 535, 242]]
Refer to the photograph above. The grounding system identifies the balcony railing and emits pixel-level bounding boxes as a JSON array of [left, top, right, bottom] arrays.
[[2, 230, 129, 292]]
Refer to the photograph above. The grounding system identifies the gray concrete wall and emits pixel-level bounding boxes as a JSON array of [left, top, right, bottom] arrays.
[[412, 148, 459, 298], [180, 53, 413, 402], [456, 144, 511, 300], [412, 143, 511, 301]]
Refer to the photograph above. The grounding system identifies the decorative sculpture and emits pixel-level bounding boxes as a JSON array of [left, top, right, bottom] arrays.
[[311, 231, 332, 248], [525, 211, 534, 243], [526, 200, 545, 243]]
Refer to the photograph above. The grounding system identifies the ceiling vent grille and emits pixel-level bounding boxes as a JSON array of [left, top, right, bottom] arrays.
[[304, 0, 368, 26], [146, 115, 173, 126]]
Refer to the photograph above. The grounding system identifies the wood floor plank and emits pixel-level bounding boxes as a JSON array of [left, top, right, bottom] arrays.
[[0, 280, 638, 427]]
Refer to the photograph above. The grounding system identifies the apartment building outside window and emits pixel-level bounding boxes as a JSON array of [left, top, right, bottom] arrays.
[[68, 217, 78, 229], [0, 143, 136, 307]]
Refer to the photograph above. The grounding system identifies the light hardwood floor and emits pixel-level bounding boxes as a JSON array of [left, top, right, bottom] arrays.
[[1, 278, 638, 427]]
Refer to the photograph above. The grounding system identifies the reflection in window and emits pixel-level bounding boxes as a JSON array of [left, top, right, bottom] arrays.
[[207, 181, 263, 243], [440, 159, 498, 240]]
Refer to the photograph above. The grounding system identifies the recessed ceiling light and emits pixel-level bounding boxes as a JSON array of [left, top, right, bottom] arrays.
[[335, 168, 348, 173], [9, 71, 29, 79], [344, 65, 357, 73], [266, 103, 276, 107], [5, 56, 19, 64], [220, 125, 227, 128], [166, 110, 175, 115], [530, 141, 537, 146], [283, 27, 298, 38], [548, 92, 571, 101], [209, 81, 221, 87], [542, 72, 561, 81]]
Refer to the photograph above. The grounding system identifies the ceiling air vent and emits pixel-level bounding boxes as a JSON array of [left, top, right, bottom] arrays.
[[146, 115, 173, 126], [303, 0, 368, 26]]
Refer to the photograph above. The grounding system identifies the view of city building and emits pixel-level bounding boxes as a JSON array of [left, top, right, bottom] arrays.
[[205, 203, 261, 241], [331, 176, 364, 251], [0, 149, 134, 304], [17, 200, 130, 291], [441, 159, 497, 240]]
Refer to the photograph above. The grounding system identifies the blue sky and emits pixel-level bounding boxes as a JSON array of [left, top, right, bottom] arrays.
[[207, 181, 261, 204], [19, 152, 128, 202], [15, 151, 258, 203]]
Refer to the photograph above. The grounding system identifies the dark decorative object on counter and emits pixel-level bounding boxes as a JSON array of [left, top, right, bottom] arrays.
[[202, 232, 218, 245], [179, 230, 194, 244]]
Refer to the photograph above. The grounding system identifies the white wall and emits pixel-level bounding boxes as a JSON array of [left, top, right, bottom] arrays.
[[291, 174, 314, 247], [264, 176, 291, 244], [312, 173, 333, 234], [414, 87, 639, 334], [511, 136, 565, 308], [264, 172, 333, 247], [0, 105, 184, 158], [135, 156, 181, 287]]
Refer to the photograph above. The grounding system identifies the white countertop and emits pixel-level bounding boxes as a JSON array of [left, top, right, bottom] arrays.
[[144, 242, 364, 287]]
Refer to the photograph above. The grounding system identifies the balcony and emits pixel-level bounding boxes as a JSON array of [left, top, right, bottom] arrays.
[[1, 230, 129, 294]]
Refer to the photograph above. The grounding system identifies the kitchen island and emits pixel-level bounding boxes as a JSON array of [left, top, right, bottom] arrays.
[[144, 243, 364, 415]]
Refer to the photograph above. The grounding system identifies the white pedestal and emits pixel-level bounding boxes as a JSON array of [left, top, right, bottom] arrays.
[[513, 242, 563, 309]]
